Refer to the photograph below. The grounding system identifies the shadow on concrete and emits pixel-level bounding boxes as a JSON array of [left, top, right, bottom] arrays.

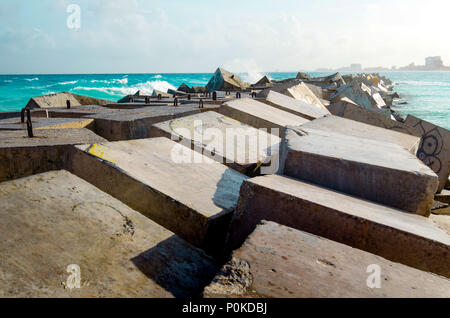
[[131, 235, 220, 299]]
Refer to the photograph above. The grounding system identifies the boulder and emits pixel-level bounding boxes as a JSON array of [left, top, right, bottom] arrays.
[[404, 115, 450, 193], [205, 68, 249, 92], [279, 126, 438, 215]]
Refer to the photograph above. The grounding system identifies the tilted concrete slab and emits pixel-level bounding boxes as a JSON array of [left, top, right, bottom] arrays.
[[0, 171, 217, 298], [150, 111, 280, 175], [25, 92, 111, 109], [404, 115, 450, 193], [227, 175, 450, 277], [286, 82, 328, 109], [300, 115, 421, 154], [206, 68, 249, 92], [0, 117, 94, 131], [260, 90, 330, 120], [330, 80, 385, 110], [69, 137, 248, 255], [86, 106, 200, 141], [328, 99, 422, 136], [207, 221, 450, 298], [219, 98, 309, 137], [0, 128, 106, 182], [280, 127, 438, 215]]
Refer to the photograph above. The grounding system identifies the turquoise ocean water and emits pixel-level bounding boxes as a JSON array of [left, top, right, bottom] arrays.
[[0, 71, 448, 129]]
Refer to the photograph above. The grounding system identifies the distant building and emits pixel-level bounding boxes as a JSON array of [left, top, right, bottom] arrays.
[[425, 56, 444, 70]]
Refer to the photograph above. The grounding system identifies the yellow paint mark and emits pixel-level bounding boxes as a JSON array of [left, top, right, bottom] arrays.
[[87, 144, 115, 163]]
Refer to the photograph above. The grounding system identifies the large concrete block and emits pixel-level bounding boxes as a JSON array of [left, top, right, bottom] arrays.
[[32, 105, 116, 119], [26, 92, 111, 109], [207, 221, 450, 297], [300, 115, 421, 154], [150, 111, 280, 175], [0, 171, 217, 298], [206, 68, 249, 92], [219, 98, 309, 137], [0, 117, 94, 131], [260, 90, 330, 120], [69, 137, 248, 255], [86, 106, 200, 141], [328, 99, 422, 136], [404, 115, 450, 193], [280, 127, 438, 215], [0, 128, 106, 182], [227, 175, 450, 277]]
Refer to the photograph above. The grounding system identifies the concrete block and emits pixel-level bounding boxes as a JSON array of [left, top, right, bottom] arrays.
[[227, 175, 450, 277], [150, 111, 280, 175], [300, 115, 421, 154], [260, 90, 330, 120], [0, 128, 106, 182], [69, 137, 248, 255], [0, 117, 94, 131], [328, 99, 422, 137], [26, 92, 111, 109], [0, 171, 217, 298], [207, 221, 450, 297], [330, 80, 385, 110], [404, 115, 450, 193], [86, 106, 200, 141], [219, 98, 309, 137], [280, 126, 438, 215]]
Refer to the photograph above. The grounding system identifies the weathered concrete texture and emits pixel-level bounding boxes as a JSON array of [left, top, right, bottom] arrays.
[[0, 129, 106, 182], [328, 99, 422, 136], [150, 111, 280, 175], [0, 111, 21, 120], [0, 117, 95, 131], [151, 90, 173, 98], [0, 171, 218, 298], [280, 127, 438, 215], [86, 106, 200, 141], [69, 137, 248, 255], [219, 98, 309, 137], [227, 175, 450, 277], [404, 115, 450, 193], [260, 90, 330, 120], [206, 68, 249, 92], [104, 102, 171, 109], [26, 92, 111, 109], [253, 75, 272, 87], [330, 80, 385, 110], [300, 115, 421, 154], [208, 221, 450, 298], [32, 105, 116, 119], [431, 214, 450, 235]]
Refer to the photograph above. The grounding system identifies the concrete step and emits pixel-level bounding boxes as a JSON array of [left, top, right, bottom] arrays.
[[300, 114, 421, 154], [69, 137, 248, 255], [227, 174, 450, 277], [279, 126, 438, 215], [86, 106, 201, 141], [150, 111, 280, 175], [207, 221, 450, 298], [0, 128, 106, 182], [405, 115, 450, 193], [219, 98, 309, 137], [0, 170, 217, 298], [260, 90, 330, 120]]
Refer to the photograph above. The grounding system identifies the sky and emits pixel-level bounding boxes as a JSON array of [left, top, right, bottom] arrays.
[[0, 0, 449, 74]]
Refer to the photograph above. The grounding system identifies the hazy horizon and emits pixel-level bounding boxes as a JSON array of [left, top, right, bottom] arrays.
[[1, 0, 450, 74]]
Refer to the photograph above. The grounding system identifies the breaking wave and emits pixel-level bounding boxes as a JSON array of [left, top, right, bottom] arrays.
[[398, 80, 450, 86], [72, 80, 176, 97], [91, 78, 128, 84], [25, 77, 39, 82]]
